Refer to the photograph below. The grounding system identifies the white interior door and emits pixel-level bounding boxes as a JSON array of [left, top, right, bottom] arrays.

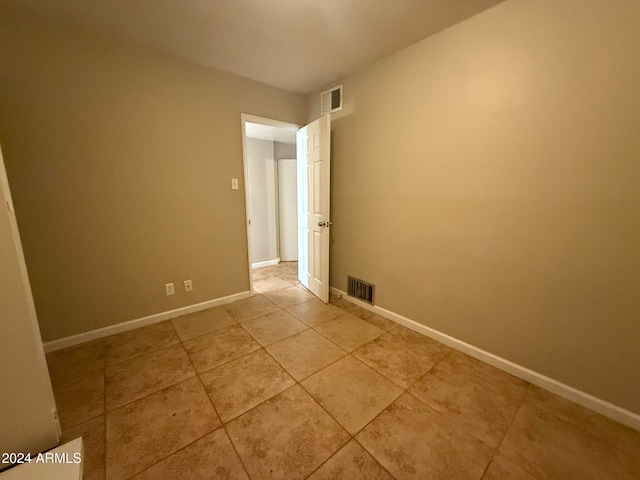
[[297, 115, 331, 303], [0, 145, 60, 466]]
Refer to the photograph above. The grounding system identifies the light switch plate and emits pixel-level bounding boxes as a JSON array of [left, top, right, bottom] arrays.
[[231, 178, 239, 190]]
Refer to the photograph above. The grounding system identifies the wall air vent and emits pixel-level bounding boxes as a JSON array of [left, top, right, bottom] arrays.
[[320, 85, 343, 114], [347, 276, 375, 305]]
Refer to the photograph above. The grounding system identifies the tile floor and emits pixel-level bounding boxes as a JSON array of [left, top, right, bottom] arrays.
[[47, 262, 640, 479]]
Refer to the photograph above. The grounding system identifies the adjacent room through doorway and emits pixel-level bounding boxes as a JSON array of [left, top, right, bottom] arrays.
[[242, 117, 300, 292]]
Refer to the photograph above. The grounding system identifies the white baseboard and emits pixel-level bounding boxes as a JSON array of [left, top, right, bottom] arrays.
[[252, 258, 280, 269], [43, 291, 252, 353], [330, 287, 640, 432]]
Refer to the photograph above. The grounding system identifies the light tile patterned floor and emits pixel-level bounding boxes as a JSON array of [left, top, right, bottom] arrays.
[[48, 262, 640, 479]]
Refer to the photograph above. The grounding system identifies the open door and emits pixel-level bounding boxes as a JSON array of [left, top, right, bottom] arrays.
[[0, 144, 60, 466], [297, 115, 331, 303]]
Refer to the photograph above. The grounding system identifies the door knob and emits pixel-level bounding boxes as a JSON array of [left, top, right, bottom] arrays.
[[318, 221, 333, 227]]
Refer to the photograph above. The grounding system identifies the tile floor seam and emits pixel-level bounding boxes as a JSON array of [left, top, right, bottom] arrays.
[[489, 399, 543, 480], [103, 341, 188, 370], [495, 392, 530, 446], [349, 354, 410, 392], [477, 446, 501, 480], [55, 365, 105, 429], [408, 361, 529, 449], [103, 343, 198, 413], [105, 376, 219, 480], [143, 334, 257, 480], [219, 425, 253, 480], [188, 341, 268, 377], [269, 345, 349, 384], [522, 397, 636, 463], [178, 335, 223, 423], [295, 361, 407, 462], [176, 330, 259, 479], [103, 370, 200, 414], [170, 317, 241, 344], [182, 324, 264, 374], [300, 354, 407, 434], [260, 344, 315, 384], [63, 412, 103, 432], [200, 347, 297, 426], [521, 385, 628, 447], [472, 394, 529, 480], [293, 380, 355, 453], [309, 321, 384, 353], [222, 294, 282, 323], [290, 380, 347, 432], [121, 427, 226, 480], [104, 338, 183, 368], [305, 324, 352, 353], [350, 436, 400, 480], [406, 378, 514, 452], [50, 365, 106, 388], [301, 438, 396, 480], [352, 338, 447, 392], [237, 315, 311, 348], [53, 366, 106, 386], [345, 379, 409, 440], [226, 382, 351, 479], [453, 354, 531, 395]]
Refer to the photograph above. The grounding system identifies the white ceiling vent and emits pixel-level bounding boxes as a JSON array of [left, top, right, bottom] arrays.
[[320, 85, 343, 115]]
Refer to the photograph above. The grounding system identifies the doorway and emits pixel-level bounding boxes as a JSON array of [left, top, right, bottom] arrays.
[[241, 114, 300, 294]]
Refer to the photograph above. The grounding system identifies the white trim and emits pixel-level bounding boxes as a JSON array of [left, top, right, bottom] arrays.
[[240, 118, 254, 295], [330, 286, 640, 432], [43, 290, 252, 353], [252, 258, 280, 269]]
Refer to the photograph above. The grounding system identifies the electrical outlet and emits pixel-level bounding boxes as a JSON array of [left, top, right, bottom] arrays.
[[165, 283, 175, 296], [184, 279, 193, 292]]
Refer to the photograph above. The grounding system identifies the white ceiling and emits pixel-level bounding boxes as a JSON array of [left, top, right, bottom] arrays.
[[245, 122, 297, 145], [1, 0, 507, 94]]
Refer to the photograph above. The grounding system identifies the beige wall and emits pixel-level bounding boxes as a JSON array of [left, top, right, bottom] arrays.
[[308, 0, 640, 414], [0, 9, 305, 341]]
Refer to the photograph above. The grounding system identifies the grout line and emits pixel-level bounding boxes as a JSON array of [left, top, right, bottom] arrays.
[[103, 348, 198, 413], [288, 348, 350, 384], [220, 424, 253, 480], [294, 381, 353, 464], [171, 328, 255, 479], [110, 325, 227, 479], [350, 437, 398, 480], [200, 346, 296, 426]]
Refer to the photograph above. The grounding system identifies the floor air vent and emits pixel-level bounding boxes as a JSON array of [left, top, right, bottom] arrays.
[[347, 276, 375, 304]]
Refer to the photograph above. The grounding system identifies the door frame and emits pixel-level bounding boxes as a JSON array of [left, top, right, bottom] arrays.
[[240, 114, 300, 294]]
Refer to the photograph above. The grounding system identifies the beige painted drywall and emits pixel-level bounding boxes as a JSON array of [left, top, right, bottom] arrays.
[[308, 0, 640, 414], [0, 8, 305, 341], [0, 147, 59, 461]]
